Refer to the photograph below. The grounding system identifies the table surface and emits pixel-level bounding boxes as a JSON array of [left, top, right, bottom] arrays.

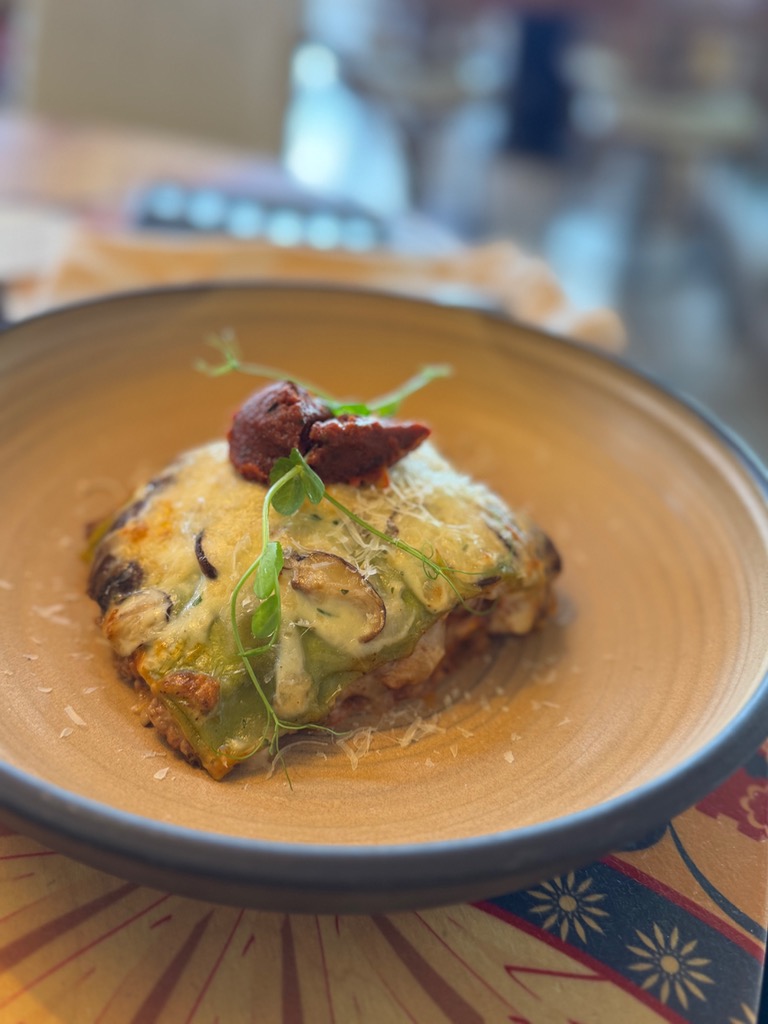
[[0, 778, 765, 1023], [0, 112, 269, 207], [0, 112, 766, 1024]]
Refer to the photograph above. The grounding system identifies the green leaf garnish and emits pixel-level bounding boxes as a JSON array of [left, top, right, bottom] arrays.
[[269, 452, 299, 482], [198, 332, 451, 417], [253, 541, 283, 599], [331, 402, 369, 416], [298, 460, 324, 505], [366, 364, 452, 417], [197, 332, 337, 402], [268, 450, 324, 515], [270, 474, 305, 516], [251, 592, 280, 640]]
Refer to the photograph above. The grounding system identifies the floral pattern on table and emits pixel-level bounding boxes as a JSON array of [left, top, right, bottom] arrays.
[[481, 838, 766, 1024]]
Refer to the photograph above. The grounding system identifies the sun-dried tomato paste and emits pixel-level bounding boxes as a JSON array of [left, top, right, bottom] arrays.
[[228, 381, 430, 485]]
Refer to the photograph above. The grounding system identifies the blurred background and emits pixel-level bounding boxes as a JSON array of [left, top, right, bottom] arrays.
[[0, 0, 767, 454]]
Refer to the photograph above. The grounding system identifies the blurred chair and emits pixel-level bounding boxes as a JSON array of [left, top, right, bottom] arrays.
[[9, 0, 301, 153]]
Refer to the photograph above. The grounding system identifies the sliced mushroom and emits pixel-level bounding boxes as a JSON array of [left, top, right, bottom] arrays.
[[103, 587, 171, 657], [288, 551, 386, 643], [194, 529, 218, 579], [87, 552, 144, 613]]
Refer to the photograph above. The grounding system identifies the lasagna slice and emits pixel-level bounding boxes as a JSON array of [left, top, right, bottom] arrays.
[[87, 383, 560, 779]]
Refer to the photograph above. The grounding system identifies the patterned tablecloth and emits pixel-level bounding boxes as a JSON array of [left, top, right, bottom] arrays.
[[0, 744, 765, 1023]]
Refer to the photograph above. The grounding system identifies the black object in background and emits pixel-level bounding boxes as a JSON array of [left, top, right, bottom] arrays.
[[505, 15, 575, 159]]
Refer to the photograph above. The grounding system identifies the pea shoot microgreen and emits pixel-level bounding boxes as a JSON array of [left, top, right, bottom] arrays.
[[196, 331, 452, 417], [228, 451, 325, 758]]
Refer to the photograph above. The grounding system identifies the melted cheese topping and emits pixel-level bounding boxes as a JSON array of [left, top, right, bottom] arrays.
[[94, 440, 551, 768]]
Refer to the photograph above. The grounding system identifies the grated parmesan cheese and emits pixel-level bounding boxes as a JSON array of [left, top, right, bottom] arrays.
[[64, 705, 87, 727], [32, 604, 73, 627], [397, 715, 445, 748], [336, 739, 360, 770]]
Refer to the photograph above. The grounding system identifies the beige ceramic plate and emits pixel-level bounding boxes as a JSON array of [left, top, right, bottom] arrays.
[[1, 284, 768, 912]]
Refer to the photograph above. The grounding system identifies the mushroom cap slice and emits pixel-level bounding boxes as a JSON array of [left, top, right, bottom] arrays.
[[288, 551, 386, 643], [103, 587, 171, 657]]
